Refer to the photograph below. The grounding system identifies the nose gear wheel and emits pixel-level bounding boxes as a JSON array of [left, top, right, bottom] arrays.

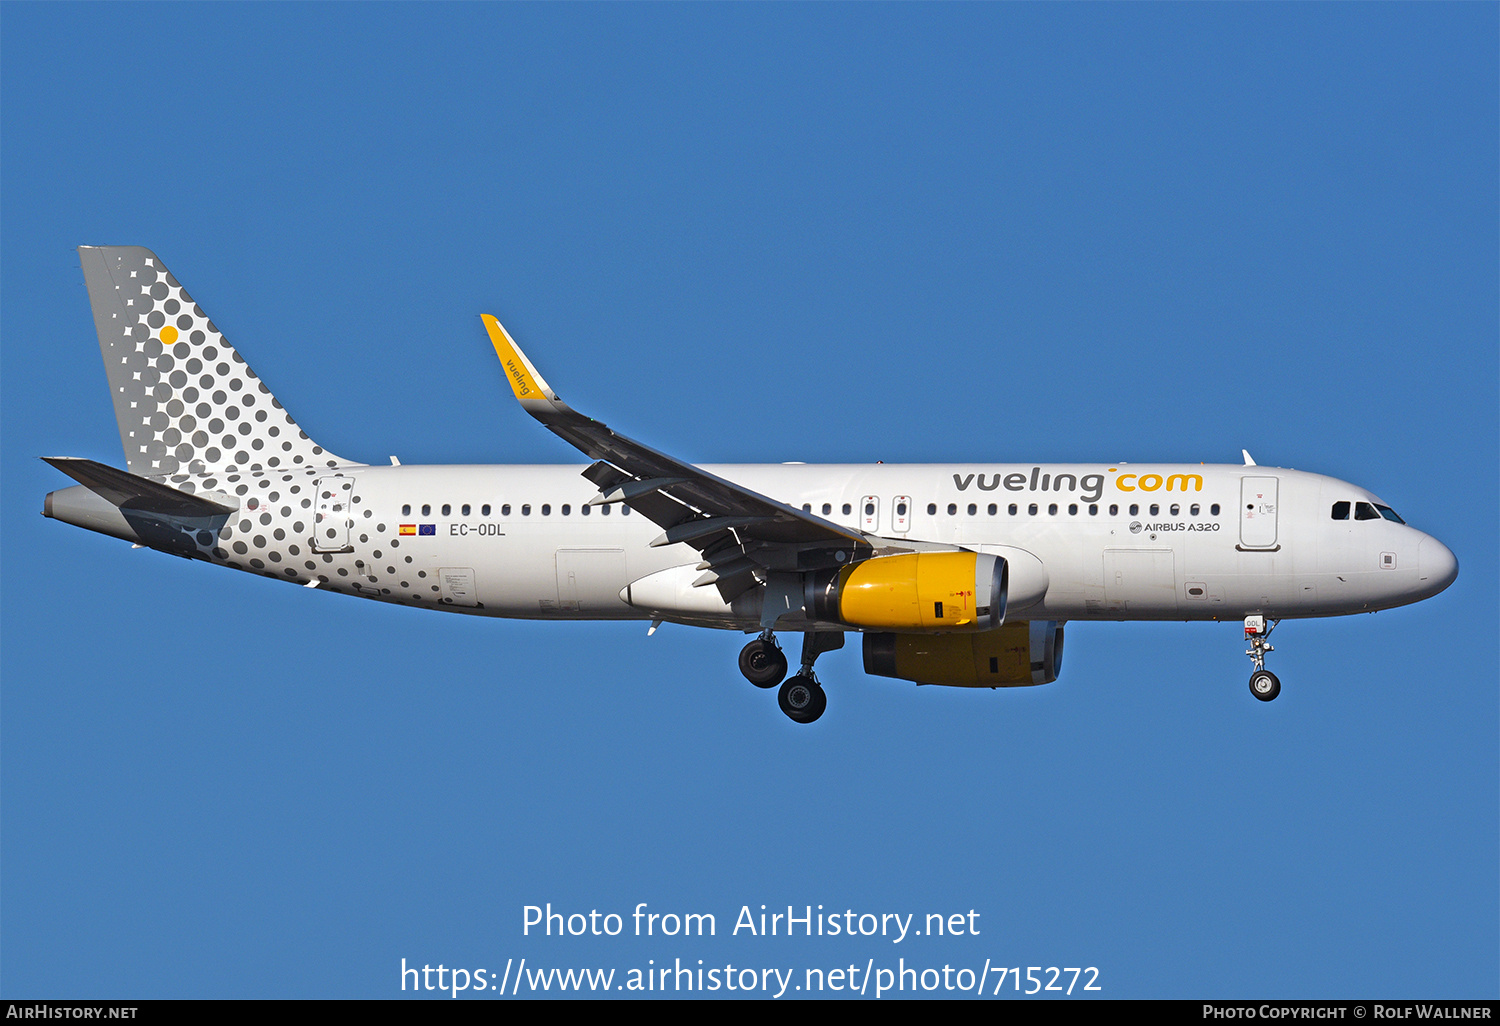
[[1249, 669, 1281, 702], [1244, 616, 1282, 702]]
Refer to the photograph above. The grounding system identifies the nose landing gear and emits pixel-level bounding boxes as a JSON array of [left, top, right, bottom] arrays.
[[1244, 616, 1281, 702]]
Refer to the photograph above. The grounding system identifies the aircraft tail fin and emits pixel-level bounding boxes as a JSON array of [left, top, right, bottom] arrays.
[[78, 246, 354, 479]]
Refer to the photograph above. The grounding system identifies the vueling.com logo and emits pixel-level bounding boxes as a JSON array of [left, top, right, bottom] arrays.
[[953, 467, 1203, 503]]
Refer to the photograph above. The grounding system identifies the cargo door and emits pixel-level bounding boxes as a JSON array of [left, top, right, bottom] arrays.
[[439, 567, 478, 607], [1103, 548, 1178, 613], [555, 548, 628, 612]]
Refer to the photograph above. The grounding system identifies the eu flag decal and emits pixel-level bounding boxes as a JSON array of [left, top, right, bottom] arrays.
[[418, 524, 436, 536]]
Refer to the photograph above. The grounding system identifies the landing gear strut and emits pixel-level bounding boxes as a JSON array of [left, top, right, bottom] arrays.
[[739, 632, 787, 689], [745, 631, 842, 723], [1244, 615, 1281, 702]]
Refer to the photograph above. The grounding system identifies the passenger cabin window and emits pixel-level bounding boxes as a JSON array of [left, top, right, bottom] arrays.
[[562, 504, 571, 515], [1210, 503, 1220, 516], [442, 504, 451, 516], [1129, 504, 1139, 516], [1008, 504, 1018, 515], [822, 503, 831, 515], [1028, 503, 1038, 515], [967, 503, 977, 516], [1109, 504, 1118, 516], [482, 504, 491, 516], [462, 504, 471, 516], [843, 503, 852, 515], [402, 504, 411, 516], [1149, 504, 1159, 516], [1069, 503, 1078, 515], [1331, 501, 1350, 520], [927, 503, 937, 515], [499, 504, 508, 516], [1169, 504, 1179, 516], [1355, 502, 1380, 521], [947, 503, 957, 516], [422, 504, 431, 516], [581, 505, 591, 515], [541, 504, 551, 515], [803, 503, 812, 512], [987, 503, 996, 515], [521, 504, 531, 516], [1048, 503, 1058, 515], [1190, 504, 1200, 516]]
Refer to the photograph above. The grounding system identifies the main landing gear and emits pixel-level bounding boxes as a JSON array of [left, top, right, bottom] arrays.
[[738, 632, 788, 688], [739, 631, 842, 723], [778, 674, 826, 724], [1244, 615, 1281, 702]]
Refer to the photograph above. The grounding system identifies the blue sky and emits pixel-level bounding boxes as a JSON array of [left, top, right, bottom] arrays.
[[3, 3, 1495, 999]]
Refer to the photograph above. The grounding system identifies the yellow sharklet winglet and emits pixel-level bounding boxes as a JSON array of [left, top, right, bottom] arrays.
[[482, 314, 560, 405]]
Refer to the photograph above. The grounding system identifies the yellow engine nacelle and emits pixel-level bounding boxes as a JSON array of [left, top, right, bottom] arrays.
[[806, 551, 1006, 632], [862, 620, 1065, 687]]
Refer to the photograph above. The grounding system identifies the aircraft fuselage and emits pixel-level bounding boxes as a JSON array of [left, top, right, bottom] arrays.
[[46, 460, 1456, 628]]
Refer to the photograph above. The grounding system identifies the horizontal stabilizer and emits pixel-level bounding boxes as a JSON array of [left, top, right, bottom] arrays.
[[43, 457, 238, 518]]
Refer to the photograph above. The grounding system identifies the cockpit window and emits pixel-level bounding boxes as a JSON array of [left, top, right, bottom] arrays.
[[1354, 502, 1381, 521], [1374, 504, 1405, 524], [1331, 501, 1349, 520]]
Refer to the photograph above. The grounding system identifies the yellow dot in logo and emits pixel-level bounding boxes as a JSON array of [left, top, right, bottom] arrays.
[[160, 325, 179, 345]]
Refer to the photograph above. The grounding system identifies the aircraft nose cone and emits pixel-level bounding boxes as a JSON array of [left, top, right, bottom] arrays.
[[1419, 537, 1458, 596]]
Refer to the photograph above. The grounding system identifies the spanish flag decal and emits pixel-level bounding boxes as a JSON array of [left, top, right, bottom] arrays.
[[399, 524, 416, 536]]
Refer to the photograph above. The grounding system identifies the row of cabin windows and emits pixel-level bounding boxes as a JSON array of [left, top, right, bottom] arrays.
[[398, 497, 1231, 521], [799, 501, 1221, 518], [400, 502, 631, 518]]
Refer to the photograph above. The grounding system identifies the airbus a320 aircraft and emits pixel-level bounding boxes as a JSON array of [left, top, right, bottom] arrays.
[[45, 247, 1458, 722]]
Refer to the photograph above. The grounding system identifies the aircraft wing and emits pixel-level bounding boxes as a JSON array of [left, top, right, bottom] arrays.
[[482, 315, 878, 594]]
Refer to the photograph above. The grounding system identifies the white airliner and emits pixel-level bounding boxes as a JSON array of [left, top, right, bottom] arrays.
[[45, 247, 1458, 722]]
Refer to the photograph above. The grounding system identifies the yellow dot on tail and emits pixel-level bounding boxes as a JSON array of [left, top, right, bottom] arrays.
[[160, 325, 179, 345]]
